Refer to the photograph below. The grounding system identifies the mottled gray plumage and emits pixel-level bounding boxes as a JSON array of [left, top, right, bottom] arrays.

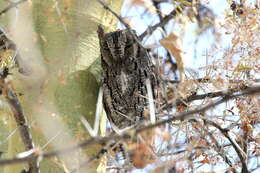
[[97, 26, 156, 129]]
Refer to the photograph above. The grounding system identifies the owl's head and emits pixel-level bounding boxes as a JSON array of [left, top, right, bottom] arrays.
[[97, 26, 138, 67]]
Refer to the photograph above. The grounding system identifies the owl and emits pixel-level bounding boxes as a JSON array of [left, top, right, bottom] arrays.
[[97, 26, 156, 129]]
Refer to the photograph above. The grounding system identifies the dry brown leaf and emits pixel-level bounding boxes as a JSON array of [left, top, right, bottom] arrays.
[[232, 36, 240, 45], [63, 0, 72, 10], [143, 109, 150, 118], [197, 139, 207, 147], [129, 0, 146, 6], [200, 154, 210, 164], [162, 132, 171, 141], [241, 120, 253, 136], [177, 104, 187, 112], [254, 137, 260, 144], [160, 33, 185, 82], [131, 142, 153, 168]]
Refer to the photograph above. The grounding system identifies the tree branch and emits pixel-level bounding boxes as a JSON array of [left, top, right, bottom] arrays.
[[139, 4, 185, 40], [70, 148, 107, 173], [0, 69, 39, 173], [0, 0, 27, 16], [166, 78, 260, 84], [162, 81, 260, 108], [202, 125, 238, 173], [205, 120, 249, 173], [0, 85, 259, 168], [142, 85, 260, 132]]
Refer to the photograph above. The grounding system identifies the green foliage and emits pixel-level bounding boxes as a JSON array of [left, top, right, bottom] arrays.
[[55, 70, 99, 133]]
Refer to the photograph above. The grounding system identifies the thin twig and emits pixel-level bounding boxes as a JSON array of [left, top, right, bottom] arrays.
[[81, 87, 103, 137], [166, 78, 260, 84], [165, 78, 210, 84], [177, 90, 227, 104], [163, 82, 259, 109], [203, 125, 238, 173], [0, 0, 27, 16], [205, 120, 249, 173], [152, 0, 179, 79], [139, 4, 185, 40], [70, 148, 107, 173], [137, 85, 260, 132]]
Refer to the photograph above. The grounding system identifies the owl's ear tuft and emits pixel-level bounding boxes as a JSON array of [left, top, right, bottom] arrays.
[[97, 25, 105, 40]]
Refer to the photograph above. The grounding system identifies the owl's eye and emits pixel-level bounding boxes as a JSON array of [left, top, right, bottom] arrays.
[[103, 46, 109, 50], [127, 62, 137, 72], [101, 41, 109, 49], [125, 44, 132, 49]]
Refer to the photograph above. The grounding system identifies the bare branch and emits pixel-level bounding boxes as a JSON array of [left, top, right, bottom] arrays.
[[165, 78, 210, 84], [162, 82, 259, 109], [205, 120, 249, 173], [0, 0, 27, 16], [139, 4, 185, 40], [166, 78, 260, 84], [141, 85, 260, 132], [70, 148, 107, 173], [203, 125, 238, 173]]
